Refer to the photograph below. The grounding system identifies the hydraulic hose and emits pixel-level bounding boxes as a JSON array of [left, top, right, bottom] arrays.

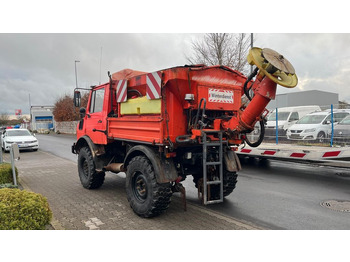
[[243, 67, 259, 101], [244, 119, 265, 147]]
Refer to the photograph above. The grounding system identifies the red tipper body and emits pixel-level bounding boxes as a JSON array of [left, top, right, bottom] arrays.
[[77, 65, 249, 146]]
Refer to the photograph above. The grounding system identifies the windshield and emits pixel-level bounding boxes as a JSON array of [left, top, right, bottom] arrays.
[[268, 112, 290, 121], [339, 116, 350, 125], [7, 130, 31, 136], [297, 115, 326, 124]]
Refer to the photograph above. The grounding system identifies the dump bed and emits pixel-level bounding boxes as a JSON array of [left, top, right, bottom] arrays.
[[107, 65, 247, 145]]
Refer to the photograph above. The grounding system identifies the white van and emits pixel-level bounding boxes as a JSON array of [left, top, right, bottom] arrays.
[[265, 105, 321, 139], [286, 110, 350, 143]]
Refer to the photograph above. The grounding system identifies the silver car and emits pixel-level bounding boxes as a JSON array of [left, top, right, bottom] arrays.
[[332, 115, 350, 144], [1, 129, 39, 152]]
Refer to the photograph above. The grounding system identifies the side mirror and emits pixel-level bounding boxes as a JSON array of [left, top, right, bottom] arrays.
[[74, 90, 81, 107], [79, 107, 86, 118]]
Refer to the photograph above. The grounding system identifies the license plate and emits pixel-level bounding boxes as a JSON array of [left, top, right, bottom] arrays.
[[18, 144, 28, 147]]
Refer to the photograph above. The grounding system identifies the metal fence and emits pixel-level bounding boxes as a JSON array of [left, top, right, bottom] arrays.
[[246, 104, 350, 147]]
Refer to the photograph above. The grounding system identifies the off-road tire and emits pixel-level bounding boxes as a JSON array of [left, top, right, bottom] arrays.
[[193, 170, 238, 199], [78, 146, 105, 189], [317, 131, 326, 143], [126, 155, 172, 218]]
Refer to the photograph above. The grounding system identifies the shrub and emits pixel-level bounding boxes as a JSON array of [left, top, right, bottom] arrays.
[[0, 163, 18, 185], [0, 188, 52, 230]]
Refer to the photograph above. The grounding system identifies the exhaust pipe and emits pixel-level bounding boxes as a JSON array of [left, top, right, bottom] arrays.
[[103, 163, 125, 173]]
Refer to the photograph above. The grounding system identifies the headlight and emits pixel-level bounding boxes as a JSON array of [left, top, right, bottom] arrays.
[[6, 141, 14, 144], [304, 128, 316, 133]]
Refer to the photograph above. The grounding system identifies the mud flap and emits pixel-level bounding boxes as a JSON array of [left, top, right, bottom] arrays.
[[224, 151, 242, 172]]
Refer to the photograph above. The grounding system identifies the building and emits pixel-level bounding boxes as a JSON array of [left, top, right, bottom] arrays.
[[30, 106, 55, 131], [267, 90, 339, 110]]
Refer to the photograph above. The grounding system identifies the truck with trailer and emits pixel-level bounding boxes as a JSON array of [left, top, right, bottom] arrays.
[[71, 47, 298, 217]]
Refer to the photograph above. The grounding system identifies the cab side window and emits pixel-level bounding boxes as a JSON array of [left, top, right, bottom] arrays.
[[89, 88, 105, 113], [334, 112, 349, 123], [289, 112, 299, 121]]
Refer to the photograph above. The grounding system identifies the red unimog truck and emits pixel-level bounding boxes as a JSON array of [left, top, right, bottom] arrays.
[[72, 47, 297, 217]]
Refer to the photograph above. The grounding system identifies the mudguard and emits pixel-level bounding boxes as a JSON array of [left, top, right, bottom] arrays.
[[72, 135, 106, 171], [124, 145, 178, 183], [224, 150, 242, 172]]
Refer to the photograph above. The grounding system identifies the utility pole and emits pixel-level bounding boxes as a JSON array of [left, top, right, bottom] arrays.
[[250, 33, 253, 74], [75, 60, 80, 88], [99, 47, 102, 85], [29, 93, 32, 130]]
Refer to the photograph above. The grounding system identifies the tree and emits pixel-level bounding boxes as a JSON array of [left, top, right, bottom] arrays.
[[187, 33, 251, 73], [53, 93, 89, 122], [0, 113, 10, 126]]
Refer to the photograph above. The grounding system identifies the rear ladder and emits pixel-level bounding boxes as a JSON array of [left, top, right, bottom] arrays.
[[201, 130, 224, 205]]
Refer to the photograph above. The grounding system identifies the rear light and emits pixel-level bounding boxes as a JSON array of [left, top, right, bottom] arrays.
[[165, 152, 176, 158]]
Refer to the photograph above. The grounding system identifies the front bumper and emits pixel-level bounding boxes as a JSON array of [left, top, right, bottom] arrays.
[[4, 142, 39, 151], [264, 128, 287, 139], [287, 132, 316, 141]]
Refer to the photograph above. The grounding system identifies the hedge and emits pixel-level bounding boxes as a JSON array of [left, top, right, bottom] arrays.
[[0, 188, 52, 230], [0, 163, 18, 185]]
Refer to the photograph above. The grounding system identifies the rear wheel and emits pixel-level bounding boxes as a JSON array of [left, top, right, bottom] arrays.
[[126, 155, 172, 218], [193, 170, 238, 199], [78, 146, 105, 189]]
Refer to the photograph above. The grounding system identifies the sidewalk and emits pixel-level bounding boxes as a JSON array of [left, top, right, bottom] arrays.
[[2, 150, 262, 230]]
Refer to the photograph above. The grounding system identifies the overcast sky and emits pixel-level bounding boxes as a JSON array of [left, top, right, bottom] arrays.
[[1, 33, 350, 115], [1, 1, 350, 115]]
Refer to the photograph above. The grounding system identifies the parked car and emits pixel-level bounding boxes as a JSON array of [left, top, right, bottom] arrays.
[[1, 128, 39, 152], [330, 115, 350, 144], [265, 105, 321, 139], [286, 110, 350, 143]]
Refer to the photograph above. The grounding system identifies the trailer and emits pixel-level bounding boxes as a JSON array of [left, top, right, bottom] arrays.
[[237, 142, 350, 168]]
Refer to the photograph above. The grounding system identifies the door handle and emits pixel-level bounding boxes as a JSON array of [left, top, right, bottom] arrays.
[[97, 120, 102, 123]]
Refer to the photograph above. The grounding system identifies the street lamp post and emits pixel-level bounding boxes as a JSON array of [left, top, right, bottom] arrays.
[[75, 60, 80, 88], [250, 33, 253, 74]]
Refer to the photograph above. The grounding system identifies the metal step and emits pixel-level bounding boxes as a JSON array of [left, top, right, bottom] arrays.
[[202, 131, 224, 205], [206, 161, 221, 166]]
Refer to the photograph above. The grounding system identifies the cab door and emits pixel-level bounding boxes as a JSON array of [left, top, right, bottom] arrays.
[[85, 86, 108, 144]]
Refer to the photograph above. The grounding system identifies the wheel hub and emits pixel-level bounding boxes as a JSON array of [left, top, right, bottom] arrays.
[[82, 159, 89, 178], [132, 172, 147, 201]]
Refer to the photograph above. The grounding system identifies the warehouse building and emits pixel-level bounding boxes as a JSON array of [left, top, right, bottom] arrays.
[[30, 106, 54, 131], [267, 90, 339, 110]]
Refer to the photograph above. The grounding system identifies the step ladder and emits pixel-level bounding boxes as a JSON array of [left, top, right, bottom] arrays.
[[201, 130, 224, 205]]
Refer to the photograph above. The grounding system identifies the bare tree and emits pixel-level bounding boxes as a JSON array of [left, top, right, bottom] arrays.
[[0, 113, 10, 126], [187, 33, 251, 73], [53, 93, 89, 122]]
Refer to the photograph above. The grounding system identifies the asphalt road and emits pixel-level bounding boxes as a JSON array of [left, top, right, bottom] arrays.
[[36, 133, 350, 229]]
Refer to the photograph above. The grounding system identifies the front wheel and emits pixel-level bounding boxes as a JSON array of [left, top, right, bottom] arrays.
[[78, 146, 105, 189], [317, 131, 326, 143], [126, 155, 172, 218]]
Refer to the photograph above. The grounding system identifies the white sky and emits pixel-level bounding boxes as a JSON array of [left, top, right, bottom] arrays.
[[1, 1, 350, 116]]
